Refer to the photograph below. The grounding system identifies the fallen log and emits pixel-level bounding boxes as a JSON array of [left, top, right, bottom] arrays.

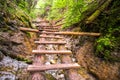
[[19, 27, 101, 36]]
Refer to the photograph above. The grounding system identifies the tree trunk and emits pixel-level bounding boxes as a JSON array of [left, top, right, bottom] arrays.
[[85, 0, 112, 24]]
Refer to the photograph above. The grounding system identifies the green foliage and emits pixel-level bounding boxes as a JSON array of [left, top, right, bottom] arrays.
[[0, 0, 35, 32], [96, 35, 115, 60], [47, 0, 89, 28], [94, 0, 120, 61], [62, 0, 88, 29], [30, 0, 53, 18], [37, 0, 93, 27]]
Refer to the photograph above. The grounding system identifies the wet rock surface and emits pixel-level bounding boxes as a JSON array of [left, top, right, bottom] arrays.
[[0, 31, 36, 80], [0, 32, 33, 54], [0, 56, 28, 80]]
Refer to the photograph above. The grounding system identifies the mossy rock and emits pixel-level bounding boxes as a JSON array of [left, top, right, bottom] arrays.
[[45, 73, 56, 80]]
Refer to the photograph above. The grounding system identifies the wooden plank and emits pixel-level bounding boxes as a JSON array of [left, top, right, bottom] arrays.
[[34, 41, 66, 45], [32, 50, 72, 54], [41, 31, 101, 36], [40, 27, 59, 30], [39, 29, 59, 32], [19, 27, 101, 36], [39, 35, 64, 39], [28, 63, 80, 71], [36, 25, 60, 28], [19, 27, 39, 32], [36, 25, 52, 27], [32, 20, 49, 23], [41, 26, 59, 28]]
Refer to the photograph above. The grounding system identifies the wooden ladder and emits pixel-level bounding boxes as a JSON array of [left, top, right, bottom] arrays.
[[27, 20, 81, 80]]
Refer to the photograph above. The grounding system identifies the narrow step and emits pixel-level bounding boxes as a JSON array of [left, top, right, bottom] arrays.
[[41, 27, 59, 30], [37, 26, 59, 29], [32, 20, 49, 23], [32, 50, 72, 54], [40, 31, 101, 36], [28, 63, 80, 71], [39, 35, 64, 39], [45, 27, 59, 29], [36, 25, 52, 27], [34, 41, 66, 45], [39, 29, 59, 32]]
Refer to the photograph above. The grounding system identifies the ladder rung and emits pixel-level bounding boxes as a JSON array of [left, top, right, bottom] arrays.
[[42, 27, 59, 29], [39, 35, 64, 39], [46, 27, 59, 28], [27, 63, 80, 71], [37, 26, 59, 29], [36, 25, 52, 27], [39, 29, 59, 32], [34, 41, 66, 44], [32, 50, 72, 54], [41, 31, 101, 36], [32, 20, 49, 23]]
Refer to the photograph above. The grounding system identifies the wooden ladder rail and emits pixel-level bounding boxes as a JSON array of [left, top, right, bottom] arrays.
[[58, 36, 82, 80], [31, 34, 46, 80]]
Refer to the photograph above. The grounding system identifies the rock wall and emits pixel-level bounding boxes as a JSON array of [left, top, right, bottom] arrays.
[[65, 36, 120, 80], [75, 38, 120, 80], [0, 31, 37, 80]]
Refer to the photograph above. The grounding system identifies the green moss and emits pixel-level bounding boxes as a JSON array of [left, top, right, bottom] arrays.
[[45, 73, 56, 80]]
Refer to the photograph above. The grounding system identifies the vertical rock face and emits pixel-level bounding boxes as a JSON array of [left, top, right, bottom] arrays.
[[0, 31, 36, 80], [76, 41, 120, 80]]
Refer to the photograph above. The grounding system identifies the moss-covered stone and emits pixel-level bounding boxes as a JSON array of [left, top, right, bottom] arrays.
[[45, 73, 56, 80]]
